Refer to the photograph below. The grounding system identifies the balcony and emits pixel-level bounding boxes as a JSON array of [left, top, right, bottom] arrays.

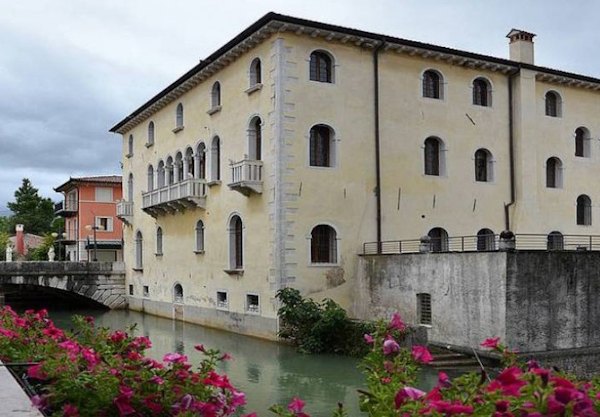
[[141, 178, 207, 217], [54, 201, 78, 217], [228, 159, 263, 196], [116, 200, 134, 225]]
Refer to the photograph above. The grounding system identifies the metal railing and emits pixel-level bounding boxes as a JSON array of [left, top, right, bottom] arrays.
[[362, 233, 600, 255], [141, 179, 207, 209]]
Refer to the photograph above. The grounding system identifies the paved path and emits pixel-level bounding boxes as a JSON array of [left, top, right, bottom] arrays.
[[0, 361, 42, 416]]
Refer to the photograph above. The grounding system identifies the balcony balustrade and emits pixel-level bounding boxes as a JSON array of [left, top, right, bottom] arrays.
[[141, 178, 207, 217], [116, 200, 134, 225], [54, 200, 78, 217], [228, 159, 263, 196]]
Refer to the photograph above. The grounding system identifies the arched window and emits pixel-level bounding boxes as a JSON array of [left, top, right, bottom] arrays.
[[195, 220, 205, 253], [577, 195, 592, 226], [575, 127, 590, 157], [545, 91, 561, 117], [156, 227, 163, 255], [476, 228, 495, 251], [127, 173, 134, 201], [545, 157, 562, 188], [229, 215, 243, 269], [309, 51, 332, 83], [135, 231, 143, 269], [157, 160, 165, 188], [166, 157, 174, 185], [547, 231, 564, 250], [147, 121, 155, 146], [311, 224, 338, 263], [309, 124, 335, 167], [474, 149, 493, 182], [428, 227, 448, 252], [250, 58, 261, 86], [175, 103, 184, 129], [127, 135, 133, 157], [175, 152, 184, 182], [422, 70, 442, 99], [424, 137, 444, 176], [472, 78, 491, 107], [185, 147, 194, 179], [196, 143, 206, 179], [248, 116, 262, 160], [174, 284, 183, 303], [147, 165, 154, 191], [210, 137, 220, 181], [211, 82, 221, 108]]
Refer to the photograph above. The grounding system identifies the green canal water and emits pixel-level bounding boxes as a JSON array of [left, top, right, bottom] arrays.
[[48, 308, 449, 416]]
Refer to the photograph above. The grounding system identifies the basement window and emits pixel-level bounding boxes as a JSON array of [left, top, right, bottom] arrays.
[[417, 293, 432, 325], [216, 291, 228, 309], [128, 285, 133, 296], [246, 294, 260, 314]]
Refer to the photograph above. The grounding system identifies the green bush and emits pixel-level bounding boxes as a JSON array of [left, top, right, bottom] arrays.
[[276, 288, 376, 356]]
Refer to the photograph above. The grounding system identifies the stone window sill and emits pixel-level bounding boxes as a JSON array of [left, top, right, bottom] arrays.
[[172, 126, 184, 134], [245, 83, 263, 95], [224, 269, 244, 276], [207, 105, 222, 115]]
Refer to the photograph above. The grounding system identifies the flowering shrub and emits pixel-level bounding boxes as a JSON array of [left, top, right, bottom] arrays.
[[0, 306, 251, 416], [359, 314, 600, 416]]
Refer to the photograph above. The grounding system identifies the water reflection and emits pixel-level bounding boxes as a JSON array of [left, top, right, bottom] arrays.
[[50, 309, 366, 416]]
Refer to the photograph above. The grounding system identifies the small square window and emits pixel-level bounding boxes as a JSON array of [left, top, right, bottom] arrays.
[[217, 291, 228, 309], [246, 294, 259, 313], [128, 285, 134, 296], [143, 285, 149, 298]]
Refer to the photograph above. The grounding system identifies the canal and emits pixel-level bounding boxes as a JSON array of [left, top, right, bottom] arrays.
[[49, 308, 446, 416]]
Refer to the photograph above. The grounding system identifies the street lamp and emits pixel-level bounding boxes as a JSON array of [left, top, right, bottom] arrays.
[[85, 224, 105, 261], [51, 230, 67, 261]]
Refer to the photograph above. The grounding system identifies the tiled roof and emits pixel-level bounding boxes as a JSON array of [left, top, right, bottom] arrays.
[[54, 175, 122, 192]]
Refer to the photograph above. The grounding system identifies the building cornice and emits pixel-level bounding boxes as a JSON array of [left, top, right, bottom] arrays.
[[110, 12, 600, 135]]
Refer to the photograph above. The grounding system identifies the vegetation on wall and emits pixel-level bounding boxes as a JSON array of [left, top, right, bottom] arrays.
[[276, 287, 376, 356]]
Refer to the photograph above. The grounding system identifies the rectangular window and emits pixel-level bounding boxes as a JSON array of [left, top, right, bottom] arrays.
[[217, 291, 228, 309], [246, 294, 259, 313], [129, 285, 134, 296], [143, 286, 149, 297], [417, 293, 432, 325], [95, 217, 113, 232], [95, 187, 113, 202]]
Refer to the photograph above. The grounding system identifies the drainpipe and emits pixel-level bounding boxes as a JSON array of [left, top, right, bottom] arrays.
[[504, 67, 520, 231], [373, 39, 386, 253]]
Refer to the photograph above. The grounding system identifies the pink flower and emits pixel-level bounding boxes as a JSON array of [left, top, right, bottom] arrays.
[[163, 352, 188, 364], [149, 375, 164, 385], [110, 330, 127, 343], [42, 326, 64, 340], [243, 414, 258, 417], [194, 344, 206, 352], [394, 386, 426, 408], [480, 337, 500, 349], [438, 371, 451, 388], [230, 390, 246, 409], [27, 364, 47, 380], [412, 345, 433, 364], [288, 397, 306, 413], [62, 404, 79, 417], [364, 334, 374, 344], [30, 395, 48, 411], [383, 338, 400, 355], [389, 313, 406, 331], [221, 353, 233, 361]]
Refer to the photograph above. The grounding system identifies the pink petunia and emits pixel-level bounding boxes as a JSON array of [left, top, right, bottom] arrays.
[[383, 339, 400, 355], [394, 386, 425, 408], [62, 404, 79, 417], [288, 397, 306, 414], [163, 352, 188, 364], [412, 345, 433, 364], [480, 337, 500, 349], [389, 313, 406, 331], [364, 334, 374, 344]]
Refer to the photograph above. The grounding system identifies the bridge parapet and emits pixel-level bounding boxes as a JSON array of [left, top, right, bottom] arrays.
[[0, 261, 127, 309]]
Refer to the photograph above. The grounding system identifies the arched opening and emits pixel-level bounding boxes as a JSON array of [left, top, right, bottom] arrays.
[[135, 231, 143, 270], [229, 215, 243, 269], [428, 227, 448, 252], [476, 228, 495, 251], [310, 224, 337, 263], [309, 50, 333, 83], [248, 116, 262, 160], [547, 231, 564, 250], [174, 284, 183, 303], [577, 195, 592, 226]]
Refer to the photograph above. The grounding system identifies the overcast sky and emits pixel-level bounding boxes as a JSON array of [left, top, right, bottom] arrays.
[[0, 0, 599, 216]]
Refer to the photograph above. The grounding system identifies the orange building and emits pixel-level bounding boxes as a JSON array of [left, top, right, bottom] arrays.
[[54, 176, 123, 261]]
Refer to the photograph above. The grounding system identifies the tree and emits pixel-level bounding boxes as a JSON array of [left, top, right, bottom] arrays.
[[7, 178, 55, 236]]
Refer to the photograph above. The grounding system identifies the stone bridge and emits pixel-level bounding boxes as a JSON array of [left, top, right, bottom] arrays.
[[0, 261, 127, 309]]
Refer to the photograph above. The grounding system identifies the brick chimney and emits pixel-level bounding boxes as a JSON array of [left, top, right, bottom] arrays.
[[15, 224, 24, 256], [507, 29, 536, 65]]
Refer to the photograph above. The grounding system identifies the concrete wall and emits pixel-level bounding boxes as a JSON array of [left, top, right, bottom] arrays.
[[0, 261, 126, 309], [355, 251, 600, 374], [354, 252, 507, 348]]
